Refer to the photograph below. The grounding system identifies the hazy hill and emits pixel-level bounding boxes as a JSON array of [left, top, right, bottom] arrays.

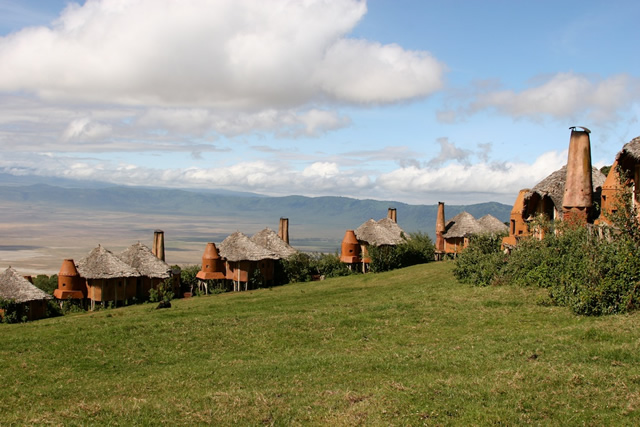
[[0, 181, 511, 272], [0, 183, 511, 238]]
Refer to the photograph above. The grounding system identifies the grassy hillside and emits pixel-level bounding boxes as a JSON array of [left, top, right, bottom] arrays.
[[1, 262, 638, 424]]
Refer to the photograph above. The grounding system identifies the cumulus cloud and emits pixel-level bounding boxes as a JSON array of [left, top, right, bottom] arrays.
[[0, 0, 444, 108], [0, 148, 568, 204], [470, 72, 640, 123], [377, 150, 568, 202], [314, 39, 445, 104]]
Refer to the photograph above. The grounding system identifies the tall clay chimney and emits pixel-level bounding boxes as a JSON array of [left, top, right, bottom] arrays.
[[435, 202, 446, 253], [54, 259, 85, 300], [153, 230, 165, 261], [196, 242, 225, 280], [387, 208, 397, 223], [339, 230, 361, 264], [278, 218, 289, 244], [562, 127, 593, 223]]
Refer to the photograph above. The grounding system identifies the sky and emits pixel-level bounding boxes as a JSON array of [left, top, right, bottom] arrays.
[[0, 0, 638, 205]]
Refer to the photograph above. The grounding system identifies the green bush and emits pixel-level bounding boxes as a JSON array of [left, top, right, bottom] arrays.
[[454, 189, 640, 315], [33, 274, 58, 295], [149, 278, 175, 303], [398, 231, 436, 266], [279, 252, 353, 284], [368, 245, 402, 273], [368, 232, 436, 273], [281, 252, 315, 283], [0, 298, 20, 323], [314, 252, 352, 278], [179, 265, 200, 294], [453, 233, 507, 287]]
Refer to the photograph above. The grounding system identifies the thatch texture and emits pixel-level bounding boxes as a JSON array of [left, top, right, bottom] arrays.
[[219, 232, 278, 262], [118, 242, 171, 279], [251, 228, 297, 259], [0, 267, 52, 303], [524, 165, 606, 211], [478, 215, 508, 234], [77, 245, 140, 279], [616, 136, 640, 162], [442, 212, 485, 238], [355, 218, 406, 247]]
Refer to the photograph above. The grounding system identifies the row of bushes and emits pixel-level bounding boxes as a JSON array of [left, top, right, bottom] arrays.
[[454, 206, 640, 316], [367, 232, 435, 273]]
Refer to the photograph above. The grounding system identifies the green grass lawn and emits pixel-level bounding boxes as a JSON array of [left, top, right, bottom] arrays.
[[2, 262, 639, 425]]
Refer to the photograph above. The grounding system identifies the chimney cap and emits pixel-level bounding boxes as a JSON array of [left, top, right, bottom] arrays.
[[569, 126, 591, 134]]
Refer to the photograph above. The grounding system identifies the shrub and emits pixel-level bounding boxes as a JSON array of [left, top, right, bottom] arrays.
[[281, 252, 315, 283], [368, 245, 402, 273], [33, 274, 58, 295], [453, 233, 506, 287], [368, 231, 436, 273], [179, 265, 200, 294], [149, 278, 175, 303], [0, 298, 20, 323], [454, 185, 640, 315], [398, 231, 435, 266], [314, 252, 352, 278]]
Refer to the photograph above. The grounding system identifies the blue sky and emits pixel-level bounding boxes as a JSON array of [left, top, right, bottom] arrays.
[[0, 0, 638, 204]]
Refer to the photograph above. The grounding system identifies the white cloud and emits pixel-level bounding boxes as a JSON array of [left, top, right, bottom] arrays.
[[302, 162, 340, 178], [314, 39, 445, 104], [377, 150, 567, 203], [470, 72, 640, 123], [0, 0, 443, 108], [0, 149, 568, 204]]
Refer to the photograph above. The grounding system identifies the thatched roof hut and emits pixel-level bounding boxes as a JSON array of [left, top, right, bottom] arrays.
[[251, 228, 297, 259], [355, 218, 406, 247], [0, 267, 52, 303], [442, 212, 485, 239], [524, 166, 606, 216], [477, 214, 508, 234], [118, 242, 171, 279], [219, 232, 278, 262], [76, 245, 140, 279], [616, 136, 640, 163]]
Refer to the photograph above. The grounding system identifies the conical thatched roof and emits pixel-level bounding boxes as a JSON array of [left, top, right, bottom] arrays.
[[442, 212, 485, 239], [524, 165, 606, 211], [251, 228, 297, 259], [616, 136, 640, 162], [76, 245, 140, 279], [355, 218, 406, 246], [0, 267, 52, 303], [478, 214, 508, 234], [219, 232, 278, 262], [118, 242, 171, 279]]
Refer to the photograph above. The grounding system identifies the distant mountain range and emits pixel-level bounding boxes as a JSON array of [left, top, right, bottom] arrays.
[[0, 175, 512, 241]]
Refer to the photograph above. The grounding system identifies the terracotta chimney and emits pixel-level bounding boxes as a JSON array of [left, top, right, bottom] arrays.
[[278, 218, 289, 244], [339, 230, 361, 264], [153, 230, 165, 261], [387, 208, 397, 223], [598, 160, 621, 224], [435, 202, 446, 253], [563, 127, 593, 223], [196, 243, 225, 280], [54, 259, 85, 299]]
